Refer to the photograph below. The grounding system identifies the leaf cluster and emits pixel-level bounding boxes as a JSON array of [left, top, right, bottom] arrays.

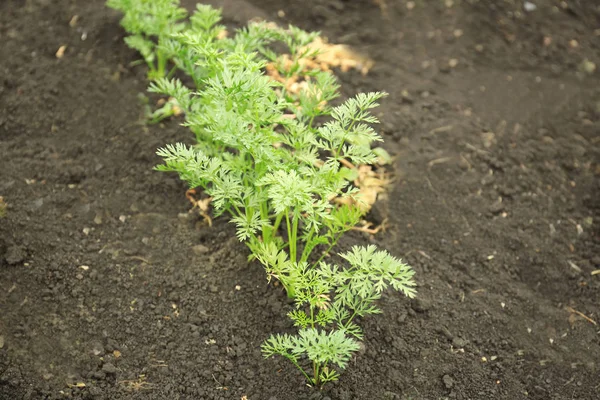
[[108, 2, 416, 387]]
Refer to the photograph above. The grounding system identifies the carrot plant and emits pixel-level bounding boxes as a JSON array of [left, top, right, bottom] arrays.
[[108, 1, 416, 387], [262, 245, 415, 387], [107, 0, 188, 80]]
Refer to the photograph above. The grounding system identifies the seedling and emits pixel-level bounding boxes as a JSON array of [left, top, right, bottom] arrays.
[[108, 2, 417, 387], [107, 0, 188, 80], [262, 245, 415, 387], [154, 49, 417, 385]]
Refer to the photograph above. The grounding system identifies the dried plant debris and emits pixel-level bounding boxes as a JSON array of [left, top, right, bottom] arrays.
[[334, 163, 392, 213], [264, 33, 374, 97], [0, 196, 6, 218]]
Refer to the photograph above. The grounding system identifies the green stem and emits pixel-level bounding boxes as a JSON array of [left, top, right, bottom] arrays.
[[285, 209, 292, 255], [232, 204, 244, 219], [260, 196, 270, 241], [287, 356, 312, 383], [299, 229, 315, 263], [312, 231, 343, 268], [272, 212, 284, 238], [336, 119, 358, 157], [291, 212, 299, 261], [156, 50, 168, 78], [313, 361, 320, 386], [166, 65, 178, 79], [286, 210, 299, 263], [343, 310, 358, 329]]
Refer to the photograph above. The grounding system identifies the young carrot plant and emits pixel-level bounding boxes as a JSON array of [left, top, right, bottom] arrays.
[[262, 245, 415, 387], [107, 0, 188, 80], [154, 51, 417, 386], [108, 1, 417, 387], [154, 51, 387, 296]]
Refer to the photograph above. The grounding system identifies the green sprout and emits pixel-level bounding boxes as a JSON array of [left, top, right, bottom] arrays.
[[107, 0, 188, 80]]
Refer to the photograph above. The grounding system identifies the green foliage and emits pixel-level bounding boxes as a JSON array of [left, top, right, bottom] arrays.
[[108, 1, 417, 387], [107, 0, 188, 79], [262, 246, 415, 386]]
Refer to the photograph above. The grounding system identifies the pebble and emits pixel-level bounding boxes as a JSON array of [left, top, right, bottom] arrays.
[[436, 326, 454, 341], [5, 245, 26, 265], [443, 374, 455, 389], [92, 371, 106, 380], [489, 201, 505, 214], [481, 174, 495, 186], [452, 337, 468, 348], [580, 59, 596, 75], [411, 298, 431, 313], [400, 90, 414, 104], [101, 363, 117, 374], [523, 1, 537, 12], [90, 342, 104, 356], [192, 244, 210, 255]]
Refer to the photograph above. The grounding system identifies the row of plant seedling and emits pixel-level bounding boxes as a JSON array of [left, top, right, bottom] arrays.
[[107, 0, 415, 388]]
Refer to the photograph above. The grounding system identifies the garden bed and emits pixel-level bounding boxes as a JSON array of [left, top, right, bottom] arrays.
[[1, 0, 599, 399]]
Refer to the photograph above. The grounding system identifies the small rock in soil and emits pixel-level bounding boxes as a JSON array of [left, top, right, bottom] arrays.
[[436, 326, 454, 341], [92, 371, 106, 380], [411, 298, 431, 313], [101, 363, 117, 375], [5, 245, 26, 265], [481, 174, 495, 186], [397, 310, 407, 323], [489, 201, 505, 214], [401, 90, 414, 104], [443, 374, 455, 389], [90, 342, 104, 356], [392, 337, 407, 351], [452, 337, 468, 348], [192, 244, 210, 255]]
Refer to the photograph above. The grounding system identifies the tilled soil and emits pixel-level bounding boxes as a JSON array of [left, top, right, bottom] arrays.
[[1, 0, 599, 399]]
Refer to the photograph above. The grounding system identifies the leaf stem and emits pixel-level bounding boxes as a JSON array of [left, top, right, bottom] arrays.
[[287, 356, 311, 383], [299, 229, 315, 263], [272, 212, 284, 238], [312, 231, 343, 268]]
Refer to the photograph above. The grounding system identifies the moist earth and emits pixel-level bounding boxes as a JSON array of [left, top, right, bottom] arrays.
[[1, 0, 599, 399]]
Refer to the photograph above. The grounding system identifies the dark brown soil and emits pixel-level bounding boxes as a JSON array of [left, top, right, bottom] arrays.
[[1, 0, 599, 399]]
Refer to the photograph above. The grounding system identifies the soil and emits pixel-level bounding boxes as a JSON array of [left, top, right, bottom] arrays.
[[1, 0, 599, 399]]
